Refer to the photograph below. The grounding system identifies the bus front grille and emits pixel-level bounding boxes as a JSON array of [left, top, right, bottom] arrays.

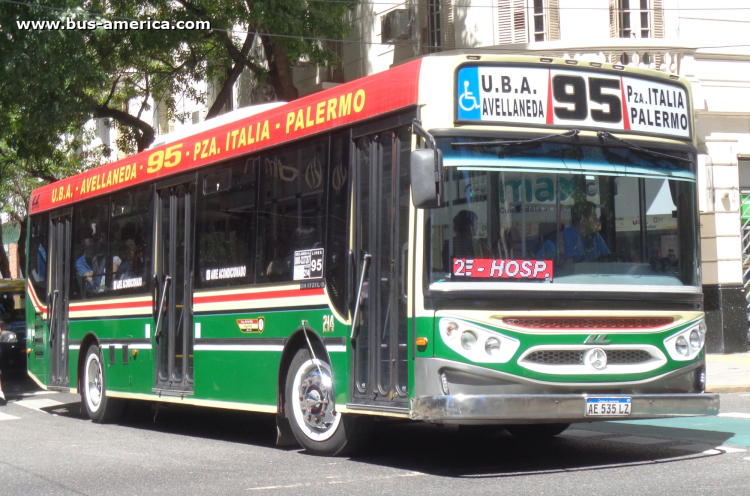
[[524, 349, 654, 365]]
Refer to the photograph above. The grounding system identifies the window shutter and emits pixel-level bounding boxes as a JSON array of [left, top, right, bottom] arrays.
[[652, 0, 664, 38], [327, 40, 344, 83], [419, 0, 430, 54], [609, 0, 619, 38], [442, 0, 455, 49], [498, 0, 528, 45], [546, 0, 560, 41]]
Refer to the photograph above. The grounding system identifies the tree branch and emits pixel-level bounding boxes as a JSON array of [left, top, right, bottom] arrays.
[[206, 30, 256, 119], [96, 105, 156, 152]]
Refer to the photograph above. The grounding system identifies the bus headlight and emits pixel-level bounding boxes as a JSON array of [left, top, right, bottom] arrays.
[[675, 336, 689, 356], [689, 330, 701, 349], [439, 318, 520, 363], [0, 330, 17, 343], [697, 320, 707, 337], [461, 331, 477, 350], [663, 319, 706, 361], [485, 337, 501, 356]]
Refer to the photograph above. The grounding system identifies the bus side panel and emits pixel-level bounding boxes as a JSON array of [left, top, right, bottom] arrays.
[[193, 308, 346, 406], [411, 314, 436, 397], [26, 300, 48, 386], [67, 317, 154, 394]]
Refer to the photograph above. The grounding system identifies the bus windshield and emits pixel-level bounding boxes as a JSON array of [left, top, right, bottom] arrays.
[[428, 138, 699, 291]]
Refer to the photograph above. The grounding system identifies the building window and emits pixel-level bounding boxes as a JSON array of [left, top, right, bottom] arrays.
[[428, 0, 441, 53], [612, 0, 662, 39], [531, 0, 560, 42]]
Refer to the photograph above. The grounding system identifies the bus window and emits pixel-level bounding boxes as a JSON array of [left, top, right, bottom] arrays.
[[257, 140, 327, 284], [29, 214, 48, 303], [326, 132, 351, 314], [108, 188, 152, 294], [195, 157, 258, 288], [71, 199, 109, 299], [430, 139, 698, 289]]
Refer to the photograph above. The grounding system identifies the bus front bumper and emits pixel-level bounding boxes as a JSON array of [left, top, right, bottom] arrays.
[[410, 393, 720, 424]]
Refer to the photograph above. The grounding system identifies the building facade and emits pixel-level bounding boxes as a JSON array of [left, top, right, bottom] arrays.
[[99, 0, 750, 352]]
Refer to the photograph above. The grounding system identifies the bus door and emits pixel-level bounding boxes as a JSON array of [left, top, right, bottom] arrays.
[[48, 210, 72, 388], [154, 177, 196, 393], [352, 126, 412, 405]]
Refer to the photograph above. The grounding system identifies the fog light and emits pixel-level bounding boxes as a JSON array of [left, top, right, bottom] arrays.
[[440, 372, 450, 395], [446, 321, 459, 340], [675, 336, 689, 356], [485, 337, 501, 356], [689, 330, 701, 349], [461, 331, 477, 350], [697, 367, 707, 391]]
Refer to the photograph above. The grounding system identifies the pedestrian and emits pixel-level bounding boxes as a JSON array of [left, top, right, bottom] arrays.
[[0, 319, 6, 405]]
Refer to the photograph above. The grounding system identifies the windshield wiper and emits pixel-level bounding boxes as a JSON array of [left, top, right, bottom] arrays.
[[597, 131, 692, 163], [451, 129, 580, 148]]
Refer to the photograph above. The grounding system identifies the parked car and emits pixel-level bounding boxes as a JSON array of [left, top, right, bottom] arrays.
[[0, 279, 27, 375]]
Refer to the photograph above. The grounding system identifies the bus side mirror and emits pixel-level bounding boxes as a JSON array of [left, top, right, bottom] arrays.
[[410, 148, 443, 209]]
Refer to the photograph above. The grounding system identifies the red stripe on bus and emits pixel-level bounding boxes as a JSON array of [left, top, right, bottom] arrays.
[[193, 287, 325, 305], [620, 76, 630, 130], [26, 281, 47, 313]]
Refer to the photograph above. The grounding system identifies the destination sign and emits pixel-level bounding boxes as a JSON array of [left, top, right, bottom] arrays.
[[456, 65, 691, 139]]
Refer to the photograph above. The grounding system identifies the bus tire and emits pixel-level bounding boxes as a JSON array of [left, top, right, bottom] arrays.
[[81, 344, 123, 423], [505, 423, 570, 439], [284, 348, 367, 456]]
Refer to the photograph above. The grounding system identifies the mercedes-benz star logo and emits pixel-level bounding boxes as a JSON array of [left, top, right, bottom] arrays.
[[585, 348, 608, 370]]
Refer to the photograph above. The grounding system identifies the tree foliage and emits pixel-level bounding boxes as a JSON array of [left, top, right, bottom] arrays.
[[0, 0, 356, 275]]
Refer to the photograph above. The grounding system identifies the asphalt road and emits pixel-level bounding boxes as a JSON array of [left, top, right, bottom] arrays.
[[1, 374, 749, 495]]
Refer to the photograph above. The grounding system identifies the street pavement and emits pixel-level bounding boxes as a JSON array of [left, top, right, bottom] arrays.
[[706, 351, 750, 393], [1, 356, 750, 495]]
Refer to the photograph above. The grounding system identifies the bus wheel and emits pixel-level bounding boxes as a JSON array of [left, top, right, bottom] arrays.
[[81, 344, 123, 423], [285, 348, 366, 456], [505, 423, 570, 439]]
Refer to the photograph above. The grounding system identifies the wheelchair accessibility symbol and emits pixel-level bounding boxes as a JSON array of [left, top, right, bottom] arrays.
[[459, 80, 480, 112]]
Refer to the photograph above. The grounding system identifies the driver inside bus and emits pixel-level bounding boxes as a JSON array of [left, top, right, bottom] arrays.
[[537, 200, 610, 263], [444, 210, 492, 271]]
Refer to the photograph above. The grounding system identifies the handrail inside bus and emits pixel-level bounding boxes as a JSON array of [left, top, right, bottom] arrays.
[[350, 253, 372, 341], [47, 289, 58, 342], [154, 276, 172, 340]]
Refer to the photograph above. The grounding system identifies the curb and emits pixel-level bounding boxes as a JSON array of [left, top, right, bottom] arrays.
[[706, 386, 750, 394]]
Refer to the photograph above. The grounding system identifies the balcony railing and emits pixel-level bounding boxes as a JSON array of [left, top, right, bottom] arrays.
[[486, 39, 697, 75]]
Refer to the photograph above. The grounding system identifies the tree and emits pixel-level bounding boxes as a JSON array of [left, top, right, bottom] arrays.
[[1, 0, 356, 273], [1, 0, 356, 156]]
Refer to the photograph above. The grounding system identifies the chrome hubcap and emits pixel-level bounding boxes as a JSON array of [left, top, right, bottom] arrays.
[[87, 356, 102, 408], [297, 369, 335, 433]]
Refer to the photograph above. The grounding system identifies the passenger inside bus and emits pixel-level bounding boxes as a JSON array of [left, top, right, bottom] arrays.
[[76, 236, 106, 295], [536, 200, 610, 263], [113, 239, 139, 280]]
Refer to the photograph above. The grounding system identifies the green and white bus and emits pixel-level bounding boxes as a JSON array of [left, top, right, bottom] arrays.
[[26, 53, 719, 456]]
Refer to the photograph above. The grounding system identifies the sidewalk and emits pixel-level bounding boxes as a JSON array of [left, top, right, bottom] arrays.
[[706, 352, 750, 393]]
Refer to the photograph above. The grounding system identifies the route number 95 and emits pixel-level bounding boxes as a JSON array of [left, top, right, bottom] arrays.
[[147, 143, 183, 173], [553, 76, 622, 123]]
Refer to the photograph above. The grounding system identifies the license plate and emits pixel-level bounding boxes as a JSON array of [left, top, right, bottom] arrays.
[[585, 397, 631, 417]]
